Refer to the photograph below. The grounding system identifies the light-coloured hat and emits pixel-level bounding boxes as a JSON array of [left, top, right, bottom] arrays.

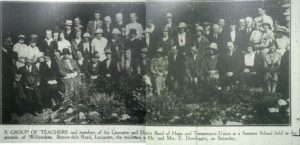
[[190, 46, 197, 51], [18, 34, 26, 38], [83, 32, 91, 38], [74, 17, 80, 21], [94, 28, 103, 34], [178, 22, 187, 28], [104, 16, 112, 22], [65, 20, 73, 26], [208, 43, 218, 50], [275, 26, 288, 33], [30, 34, 38, 39], [166, 12, 172, 18], [111, 28, 121, 35], [156, 47, 164, 52], [141, 47, 148, 53], [196, 25, 204, 31]]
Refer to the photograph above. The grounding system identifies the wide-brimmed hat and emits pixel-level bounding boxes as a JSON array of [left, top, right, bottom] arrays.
[[208, 43, 218, 50], [83, 32, 91, 38], [178, 22, 187, 28], [275, 26, 288, 34], [261, 22, 271, 29], [156, 47, 164, 52], [111, 28, 121, 35], [166, 12, 172, 18], [65, 20, 73, 26], [94, 28, 103, 34], [195, 25, 204, 31], [18, 35, 26, 39]]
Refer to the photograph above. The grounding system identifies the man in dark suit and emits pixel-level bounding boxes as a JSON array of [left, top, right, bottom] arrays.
[[114, 13, 126, 35], [64, 20, 75, 42], [86, 11, 103, 38], [40, 29, 58, 58], [103, 16, 113, 40], [207, 24, 225, 52], [19, 58, 42, 114], [100, 49, 118, 93], [218, 41, 242, 90], [39, 55, 61, 109], [166, 46, 185, 91]]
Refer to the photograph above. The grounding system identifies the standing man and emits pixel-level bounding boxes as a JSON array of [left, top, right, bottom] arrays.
[[79, 32, 92, 61], [174, 22, 191, 55], [114, 13, 126, 36], [103, 16, 113, 39], [40, 29, 58, 58], [91, 28, 108, 61], [194, 25, 209, 59], [73, 16, 83, 33], [254, 7, 274, 30], [125, 12, 143, 39], [87, 11, 103, 38], [64, 20, 75, 42]]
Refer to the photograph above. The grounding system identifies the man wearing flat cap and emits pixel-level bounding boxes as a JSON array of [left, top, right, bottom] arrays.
[[91, 28, 108, 61], [87, 10, 103, 38]]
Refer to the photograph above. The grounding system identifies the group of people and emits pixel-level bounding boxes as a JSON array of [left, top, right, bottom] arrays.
[[145, 7, 290, 97], [2, 6, 290, 117], [3, 11, 148, 115]]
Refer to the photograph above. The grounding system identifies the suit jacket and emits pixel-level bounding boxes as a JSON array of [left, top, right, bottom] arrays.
[[185, 53, 203, 79], [64, 30, 75, 42], [218, 51, 242, 77], [103, 24, 113, 39], [207, 32, 225, 52], [40, 40, 58, 58], [39, 61, 60, 85], [193, 36, 209, 57], [173, 32, 192, 54], [71, 39, 82, 59], [19, 64, 40, 88], [167, 52, 186, 81], [86, 20, 103, 38], [113, 22, 126, 33], [79, 41, 92, 61], [87, 61, 101, 77], [100, 58, 118, 77]]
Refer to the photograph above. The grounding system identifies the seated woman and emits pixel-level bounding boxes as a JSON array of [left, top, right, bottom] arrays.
[[86, 52, 102, 85], [200, 43, 220, 88], [57, 48, 81, 95], [240, 44, 263, 88], [263, 41, 281, 93]]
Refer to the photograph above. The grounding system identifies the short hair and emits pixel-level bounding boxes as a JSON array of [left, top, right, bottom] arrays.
[[130, 12, 137, 17], [94, 10, 100, 14]]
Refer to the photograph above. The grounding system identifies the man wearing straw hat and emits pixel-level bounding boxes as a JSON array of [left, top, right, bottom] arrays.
[[91, 28, 108, 61], [64, 19, 75, 42]]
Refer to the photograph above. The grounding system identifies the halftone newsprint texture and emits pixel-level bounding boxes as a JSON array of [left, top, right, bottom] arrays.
[[0, 0, 300, 144]]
